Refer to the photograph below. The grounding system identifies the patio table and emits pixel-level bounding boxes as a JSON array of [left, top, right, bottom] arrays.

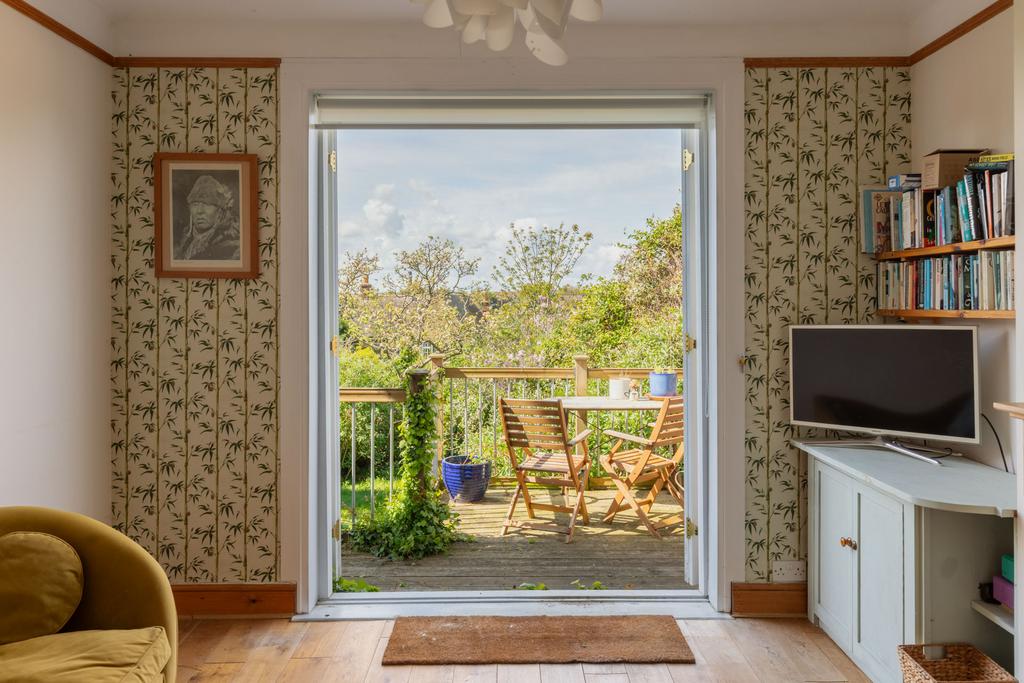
[[558, 396, 666, 435], [558, 396, 664, 412]]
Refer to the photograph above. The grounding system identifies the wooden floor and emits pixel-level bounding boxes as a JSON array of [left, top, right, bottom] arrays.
[[176, 616, 870, 683], [342, 484, 688, 591]]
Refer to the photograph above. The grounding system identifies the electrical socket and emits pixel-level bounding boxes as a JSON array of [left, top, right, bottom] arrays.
[[772, 560, 807, 583]]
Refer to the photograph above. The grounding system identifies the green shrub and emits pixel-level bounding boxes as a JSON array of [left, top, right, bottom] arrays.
[[333, 577, 379, 592]]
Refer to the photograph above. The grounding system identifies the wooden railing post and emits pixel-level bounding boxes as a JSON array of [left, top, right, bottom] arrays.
[[406, 369, 430, 495], [429, 354, 446, 477], [573, 355, 589, 453]]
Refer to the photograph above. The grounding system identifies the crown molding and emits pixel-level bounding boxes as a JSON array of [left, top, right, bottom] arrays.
[[744, 0, 1013, 69], [743, 56, 910, 68], [112, 57, 282, 68], [2, 0, 280, 68], [4, 0, 1012, 76], [2, 0, 116, 65], [907, 0, 1012, 65]]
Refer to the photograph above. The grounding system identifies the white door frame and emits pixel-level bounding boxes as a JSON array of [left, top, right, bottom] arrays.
[[279, 57, 746, 614]]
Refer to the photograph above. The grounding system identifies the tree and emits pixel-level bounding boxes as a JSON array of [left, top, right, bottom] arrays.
[[614, 206, 683, 314], [494, 223, 592, 295], [387, 236, 479, 299], [338, 236, 485, 361]]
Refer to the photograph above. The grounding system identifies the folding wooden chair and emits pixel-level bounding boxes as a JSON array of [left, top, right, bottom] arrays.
[[498, 398, 592, 543], [599, 396, 684, 539]]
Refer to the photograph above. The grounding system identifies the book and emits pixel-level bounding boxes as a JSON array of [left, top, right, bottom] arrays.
[[923, 191, 936, 247], [964, 173, 980, 241], [956, 180, 972, 241], [902, 191, 915, 248], [979, 153, 1015, 163], [888, 173, 922, 190], [860, 186, 897, 253], [967, 160, 1015, 237]]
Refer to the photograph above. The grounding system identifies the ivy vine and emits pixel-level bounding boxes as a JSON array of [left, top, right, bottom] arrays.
[[348, 371, 468, 560]]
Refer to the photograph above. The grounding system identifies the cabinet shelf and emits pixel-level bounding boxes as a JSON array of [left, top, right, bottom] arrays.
[[876, 235, 1015, 261], [877, 308, 1015, 320], [993, 401, 1024, 420], [971, 600, 1014, 635]]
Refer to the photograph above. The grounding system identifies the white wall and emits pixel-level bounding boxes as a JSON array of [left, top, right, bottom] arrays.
[[0, 5, 112, 520], [911, 11, 1014, 168], [910, 9, 1016, 472]]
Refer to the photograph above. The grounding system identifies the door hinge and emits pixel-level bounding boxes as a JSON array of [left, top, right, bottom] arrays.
[[685, 334, 697, 353], [330, 335, 340, 358], [685, 518, 698, 538], [328, 150, 337, 173], [331, 518, 342, 541], [682, 148, 694, 172]]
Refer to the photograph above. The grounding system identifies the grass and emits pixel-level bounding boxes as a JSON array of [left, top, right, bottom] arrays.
[[340, 477, 393, 521]]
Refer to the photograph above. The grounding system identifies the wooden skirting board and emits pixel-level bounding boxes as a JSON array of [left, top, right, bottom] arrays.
[[172, 583, 296, 617], [731, 582, 808, 617]]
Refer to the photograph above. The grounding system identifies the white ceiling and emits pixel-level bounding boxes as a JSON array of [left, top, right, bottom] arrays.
[[88, 0, 989, 29]]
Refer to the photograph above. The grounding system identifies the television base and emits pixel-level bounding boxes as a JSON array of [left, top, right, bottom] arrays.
[[799, 436, 963, 466]]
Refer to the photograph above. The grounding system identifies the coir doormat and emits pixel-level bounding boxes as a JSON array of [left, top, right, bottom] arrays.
[[382, 615, 695, 665]]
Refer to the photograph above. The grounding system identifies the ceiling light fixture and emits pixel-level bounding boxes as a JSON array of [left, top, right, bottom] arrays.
[[409, 0, 603, 66]]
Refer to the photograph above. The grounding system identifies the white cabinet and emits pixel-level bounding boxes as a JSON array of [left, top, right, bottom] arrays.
[[811, 460, 908, 681], [851, 484, 905, 680], [813, 462, 855, 650], [803, 444, 1015, 683]]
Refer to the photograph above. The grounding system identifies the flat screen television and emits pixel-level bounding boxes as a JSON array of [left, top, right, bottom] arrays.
[[789, 325, 979, 445]]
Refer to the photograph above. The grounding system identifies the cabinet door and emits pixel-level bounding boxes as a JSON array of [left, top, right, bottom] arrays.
[[813, 462, 855, 650], [852, 484, 905, 683]]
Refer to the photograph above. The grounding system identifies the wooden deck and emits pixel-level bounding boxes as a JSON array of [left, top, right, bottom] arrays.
[[341, 484, 688, 591]]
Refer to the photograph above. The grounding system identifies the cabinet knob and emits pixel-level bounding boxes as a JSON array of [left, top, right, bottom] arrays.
[[848, 539, 858, 550], [839, 537, 848, 547]]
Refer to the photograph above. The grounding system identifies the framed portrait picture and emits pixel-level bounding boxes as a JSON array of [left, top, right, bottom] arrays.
[[154, 153, 259, 278]]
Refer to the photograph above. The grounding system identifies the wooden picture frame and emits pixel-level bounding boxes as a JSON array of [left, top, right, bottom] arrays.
[[154, 152, 260, 278]]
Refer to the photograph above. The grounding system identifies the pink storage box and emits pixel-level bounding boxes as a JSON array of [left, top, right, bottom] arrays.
[[993, 574, 1014, 610]]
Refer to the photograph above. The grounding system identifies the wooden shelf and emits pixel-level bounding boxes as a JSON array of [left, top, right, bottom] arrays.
[[971, 600, 1014, 635], [876, 235, 1015, 261], [993, 402, 1024, 420], [877, 308, 1015, 320]]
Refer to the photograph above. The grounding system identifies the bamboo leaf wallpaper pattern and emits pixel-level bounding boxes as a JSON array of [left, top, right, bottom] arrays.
[[110, 67, 280, 583], [743, 67, 910, 581]]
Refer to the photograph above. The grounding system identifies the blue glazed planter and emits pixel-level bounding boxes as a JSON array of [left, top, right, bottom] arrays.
[[649, 372, 678, 397], [441, 455, 492, 503]]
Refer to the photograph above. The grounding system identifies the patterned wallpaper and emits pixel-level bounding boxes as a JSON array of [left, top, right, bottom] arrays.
[[110, 67, 280, 582], [743, 67, 911, 581]]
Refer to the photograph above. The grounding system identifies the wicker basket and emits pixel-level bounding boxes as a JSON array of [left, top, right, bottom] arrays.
[[898, 644, 1015, 683]]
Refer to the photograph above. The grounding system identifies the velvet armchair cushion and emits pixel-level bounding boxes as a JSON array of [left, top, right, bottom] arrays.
[[0, 627, 171, 682], [0, 532, 84, 645]]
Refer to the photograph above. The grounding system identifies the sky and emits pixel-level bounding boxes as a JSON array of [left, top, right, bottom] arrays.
[[336, 128, 682, 286]]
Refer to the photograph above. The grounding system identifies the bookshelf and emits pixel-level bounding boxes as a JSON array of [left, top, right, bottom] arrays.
[[875, 235, 1015, 320], [878, 308, 1015, 320], [869, 155, 1015, 320], [876, 235, 1015, 261]]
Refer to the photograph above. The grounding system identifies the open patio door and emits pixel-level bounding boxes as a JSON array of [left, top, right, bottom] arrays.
[[315, 94, 710, 606], [680, 125, 707, 590], [318, 129, 342, 598]]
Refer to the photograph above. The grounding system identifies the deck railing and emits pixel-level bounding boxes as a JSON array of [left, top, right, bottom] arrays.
[[338, 355, 681, 521]]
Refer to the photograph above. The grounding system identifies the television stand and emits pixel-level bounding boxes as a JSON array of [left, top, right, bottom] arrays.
[[800, 436, 963, 466]]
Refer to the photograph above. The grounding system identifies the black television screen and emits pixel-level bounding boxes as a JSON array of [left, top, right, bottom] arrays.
[[789, 325, 978, 443]]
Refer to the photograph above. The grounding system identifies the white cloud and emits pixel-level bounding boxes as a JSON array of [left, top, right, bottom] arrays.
[[336, 129, 681, 284]]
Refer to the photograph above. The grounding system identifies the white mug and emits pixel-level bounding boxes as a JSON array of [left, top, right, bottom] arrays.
[[608, 378, 630, 400]]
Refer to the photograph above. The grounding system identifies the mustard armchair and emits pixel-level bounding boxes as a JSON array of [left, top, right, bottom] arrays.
[[0, 506, 177, 683]]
